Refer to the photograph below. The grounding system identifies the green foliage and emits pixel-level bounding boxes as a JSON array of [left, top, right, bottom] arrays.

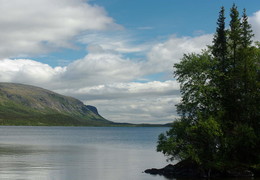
[[157, 5, 260, 171], [157, 119, 190, 161], [157, 116, 223, 170], [174, 51, 219, 121], [227, 123, 257, 163], [0, 101, 97, 126], [0, 83, 112, 126]]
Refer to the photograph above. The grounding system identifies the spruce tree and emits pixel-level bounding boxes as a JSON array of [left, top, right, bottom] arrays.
[[240, 9, 254, 123], [241, 9, 253, 48], [225, 4, 243, 125], [211, 6, 228, 119], [229, 4, 241, 65], [212, 6, 228, 69]]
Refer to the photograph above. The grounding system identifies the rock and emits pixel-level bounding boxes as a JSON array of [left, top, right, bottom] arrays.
[[144, 168, 162, 175], [144, 160, 201, 178], [145, 160, 257, 178]]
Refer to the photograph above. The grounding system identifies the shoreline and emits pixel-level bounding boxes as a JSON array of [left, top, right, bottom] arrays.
[[145, 160, 260, 179]]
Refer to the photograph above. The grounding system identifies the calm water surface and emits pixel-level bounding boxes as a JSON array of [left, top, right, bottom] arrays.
[[0, 126, 172, 180], [0, 126, 258, 180]]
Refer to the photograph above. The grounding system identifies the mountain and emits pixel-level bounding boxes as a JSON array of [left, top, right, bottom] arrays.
[[0, 82, 113, 126]]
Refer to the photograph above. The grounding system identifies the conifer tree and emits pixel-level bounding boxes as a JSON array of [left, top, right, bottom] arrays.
[[224, 4, 241, 125], [211, 6, 228, 119], [239, 9, 255, 123], [241, 9, 253, 48], [212, 6, 228, 69], [229, 4, 241, 65]]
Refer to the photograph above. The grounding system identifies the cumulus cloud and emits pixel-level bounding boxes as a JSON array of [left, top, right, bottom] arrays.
[[61, 52, 143, 88], [56, 80, 180, 100], [249, 10, 260, 41], [0, 0, 119, 58], [0, 56, 141, 91], [0, 59, 65, 87], [85, 96, 180, 124], [144, 34, 213, 74], [56, 80, 180, 123]]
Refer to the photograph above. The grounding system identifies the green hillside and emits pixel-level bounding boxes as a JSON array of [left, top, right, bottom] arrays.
[[0, 83, 113, 126]]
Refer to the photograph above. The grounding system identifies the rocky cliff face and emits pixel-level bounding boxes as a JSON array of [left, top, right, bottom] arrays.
[[0, 82, 112, 126]]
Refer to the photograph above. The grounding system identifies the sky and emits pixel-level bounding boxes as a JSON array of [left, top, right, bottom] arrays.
[[0, 0, 260, 124]]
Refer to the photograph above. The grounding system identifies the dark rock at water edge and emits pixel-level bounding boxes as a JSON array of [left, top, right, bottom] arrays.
[[145, 160, 256, 178], [145, 160, 202, 178]]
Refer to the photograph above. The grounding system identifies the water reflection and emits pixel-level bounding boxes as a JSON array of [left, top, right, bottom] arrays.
[[0, 144, 168, 180], [0, 126, 169, 180]]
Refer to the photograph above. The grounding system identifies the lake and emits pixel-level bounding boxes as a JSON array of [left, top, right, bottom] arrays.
[[0, 126, 171, 180], [0, 126, 259, 180]]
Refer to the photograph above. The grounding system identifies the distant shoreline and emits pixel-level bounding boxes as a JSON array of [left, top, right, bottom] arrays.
[[0, 123, 172, 127]]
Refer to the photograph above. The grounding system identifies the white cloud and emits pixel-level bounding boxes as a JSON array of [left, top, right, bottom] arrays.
[[144, 34, 213, 74], [0, 54, 142, 90], [0, 59, 65, 87], [0, 0, 119, 58], [59, 34, 212, 123], [85, 96, 180, 124], [249, 10, 260, 41], [56, 80, 180, 100], [55, 80, 180, 123], [61, 52, 143, 87]]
